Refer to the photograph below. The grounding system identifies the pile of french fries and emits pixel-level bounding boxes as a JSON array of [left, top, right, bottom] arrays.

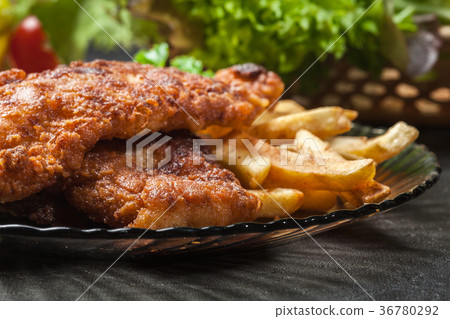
[[202, 100, 419, 219]]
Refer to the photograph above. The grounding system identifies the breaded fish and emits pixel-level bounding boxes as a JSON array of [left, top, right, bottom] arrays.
[[63, 134, 261, 229], [0, 60, 283, 202]]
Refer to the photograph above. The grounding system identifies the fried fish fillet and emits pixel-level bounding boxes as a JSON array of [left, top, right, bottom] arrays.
[[63, 134, 261, 229], [0, 60, 283, 202]]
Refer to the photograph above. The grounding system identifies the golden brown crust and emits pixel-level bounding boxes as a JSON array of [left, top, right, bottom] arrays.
[[215, 63, 284, 109], [0, 60, 283, 202], [64, 135, 261, 229]]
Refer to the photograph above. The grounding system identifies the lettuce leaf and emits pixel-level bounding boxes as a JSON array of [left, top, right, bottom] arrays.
[[134, 42, 214, 76], [167, 0, 416, 76], [170, 55, 214, 76], [9, 0, 423, 79], [135, 42, 169, 67]]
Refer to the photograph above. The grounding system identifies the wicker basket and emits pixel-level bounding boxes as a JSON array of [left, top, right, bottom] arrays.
[[294, 25, 450, 127]]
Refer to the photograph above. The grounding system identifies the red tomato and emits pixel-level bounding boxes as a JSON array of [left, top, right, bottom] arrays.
[[9, 15, 59, 73]]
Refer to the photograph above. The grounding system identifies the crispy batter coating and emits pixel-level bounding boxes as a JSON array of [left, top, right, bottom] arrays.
[[0, 60, 283, 202], [63, 135, 261, 229]]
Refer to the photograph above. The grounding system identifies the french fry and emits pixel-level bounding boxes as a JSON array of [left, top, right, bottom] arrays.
[[329, 121, 419, 164], [272, 99, 305, 114], [254, 111, 284, 124], [300, 190, 338, 212], [283, 129, 383, 208], [287, 128, 345, 157], [249, 188, 304, 218], [295, 129, 328, 150], [220, 133, 271, 189], [293, 129, 333, 153], [259, 138, 376, 192], [219, 104, 415, 214], [253, 100, 305, 125], [263, 157, 375, 192], [267, 128, 376, 191], [249, 106, 358, 139], [340, 180, 391, 207]]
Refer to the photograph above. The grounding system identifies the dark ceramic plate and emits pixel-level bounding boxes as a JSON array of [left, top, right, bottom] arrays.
[[0, 124, 440, 258]]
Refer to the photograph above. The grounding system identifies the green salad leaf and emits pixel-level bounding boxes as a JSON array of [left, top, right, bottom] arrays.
[[164, 0, 417, 78], [11, 0, 447, 82], [170, 55, 214, 76], [135, 42, 169, 67], [135, 43, 214, 76]]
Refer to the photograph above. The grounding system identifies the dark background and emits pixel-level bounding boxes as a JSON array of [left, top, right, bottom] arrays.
[[0, 50, 448, 301]]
